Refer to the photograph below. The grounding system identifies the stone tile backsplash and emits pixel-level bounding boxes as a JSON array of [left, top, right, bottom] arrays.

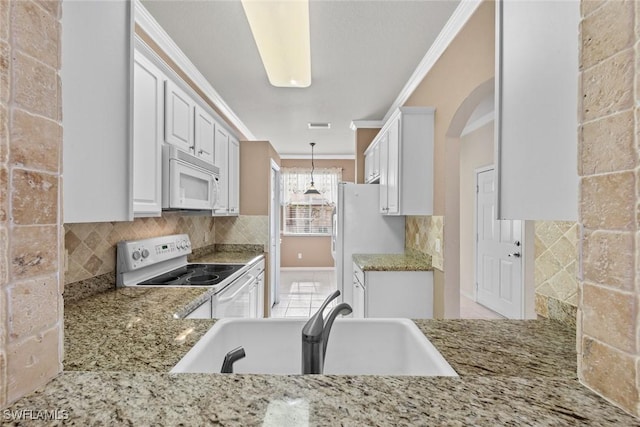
[[534, 221, 578, 327], [64, 214, 215, 284], [406, 215, 444, 271], [215, 215, 268, 248]]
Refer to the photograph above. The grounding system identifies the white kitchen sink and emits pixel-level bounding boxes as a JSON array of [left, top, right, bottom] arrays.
[[171, 318, 457, 376]]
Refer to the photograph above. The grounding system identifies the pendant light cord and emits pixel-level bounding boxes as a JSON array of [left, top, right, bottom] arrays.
[[310, 142, 315, 185]]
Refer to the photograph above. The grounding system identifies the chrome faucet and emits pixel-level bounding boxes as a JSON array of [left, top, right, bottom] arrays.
[[302, 290, 352, 374]]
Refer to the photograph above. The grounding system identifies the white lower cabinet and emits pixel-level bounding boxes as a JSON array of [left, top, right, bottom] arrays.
[[353, 262, 433, 319], [186, 297, 212, 319]]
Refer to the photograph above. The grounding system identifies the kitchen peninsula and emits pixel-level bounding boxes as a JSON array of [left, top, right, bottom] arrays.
[[4, 254, 637, 425]]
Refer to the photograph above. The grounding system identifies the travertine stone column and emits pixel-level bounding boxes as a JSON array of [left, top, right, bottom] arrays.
[[578, 0, 640, 416], [0, 0, 63, 407]]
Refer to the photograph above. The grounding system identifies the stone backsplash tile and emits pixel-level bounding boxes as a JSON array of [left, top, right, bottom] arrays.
[[534, 221, 578, 324], [582, 48, 634, 122], [11, 225, 57, 280], [582, 283, 635, 353], [214, 215, 268, 248], [405, 216, 443, 271], [8, 274, 58, 342], [582, 230, 634, 291], [581, 335, 638, 415], [581, 171, 635, 231], [6, 326, 60, 404], [64, 214, 215, 284], [13, 50, 58, 120], [10, 109, 61, 173], [11, 169, 57, 225], [580, 0, 634, 70], [12, 0, 60, 69], [580, 111, 635, 175]]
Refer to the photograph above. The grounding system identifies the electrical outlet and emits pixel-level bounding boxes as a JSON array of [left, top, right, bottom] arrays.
[[64, 249, 69, 272], [297, 253, 303, 259], [435, 238, 441, 253], [204, 231, 210, 242], [415, 233, 420, 244]]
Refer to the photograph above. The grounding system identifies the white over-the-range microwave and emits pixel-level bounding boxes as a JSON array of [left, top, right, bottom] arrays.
[[162, 144, 220, 211]]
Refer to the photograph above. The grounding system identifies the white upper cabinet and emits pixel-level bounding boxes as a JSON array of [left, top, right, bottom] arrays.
[[364, 137, 381, 184], [194, 105, 215, 164], [214, 126, 230, 214], [132, 50, 164, 217], [228, 136, 240, 215], [495, 0, 578, 221], [213, 127, 240, 216], [378, 107, 435, 216], [62, 0, 132, 223], [164, 80, 195, 153]]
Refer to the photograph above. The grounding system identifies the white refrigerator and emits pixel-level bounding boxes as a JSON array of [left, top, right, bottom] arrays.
[[332, 183, 405, 306]]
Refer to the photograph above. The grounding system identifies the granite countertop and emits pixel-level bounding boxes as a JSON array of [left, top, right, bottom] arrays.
[[5, 256, 639, 425], [353, 251, 433, 271]]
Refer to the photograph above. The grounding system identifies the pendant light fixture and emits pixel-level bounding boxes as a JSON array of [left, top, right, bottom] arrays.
[[304, 142, 321, 195]]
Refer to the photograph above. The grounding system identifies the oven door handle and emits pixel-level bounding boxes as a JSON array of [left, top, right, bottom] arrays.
[[217, 275, 255, 303]]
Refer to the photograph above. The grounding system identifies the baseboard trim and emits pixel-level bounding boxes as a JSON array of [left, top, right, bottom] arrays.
[[280, 267, 335, 271]]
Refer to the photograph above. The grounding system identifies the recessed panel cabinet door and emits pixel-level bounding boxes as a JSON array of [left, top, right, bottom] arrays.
[[132, 52, 163, 217], [194, 105, 215, 164], [496, 0, 579, 220], [228, 137, 240, 215], [386, 118, 400, 215], [165, 80, 194, 153], [214, 126, 229, 213]]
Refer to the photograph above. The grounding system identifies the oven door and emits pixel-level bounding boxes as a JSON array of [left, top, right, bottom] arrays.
[[212, 273, 255, 318], [167, 158, 217, 210]]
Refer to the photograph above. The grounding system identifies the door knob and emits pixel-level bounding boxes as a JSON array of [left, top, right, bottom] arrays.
[[508, 252, 521, 258]]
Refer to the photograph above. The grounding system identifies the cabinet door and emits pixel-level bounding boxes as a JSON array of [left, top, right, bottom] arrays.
[[214, 126, 229, 213], [194, 105, 215, 164], [378, 133, 389, 213], [248, 281, 258, 318], [164, 80, 194, 153], [228, 137, 240, 215], [364, 151, 372, 183], [132, 52, 163, 217], [257, 272, 264, 318], [496, 0, 578, 220], [373, 142, 380, 180], [62, 0, 131, 223], [386, 118, 400, 215]]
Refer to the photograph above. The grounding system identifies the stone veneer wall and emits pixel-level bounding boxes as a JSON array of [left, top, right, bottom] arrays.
[[0, 0, 64, 407], [405, 215, 444, 270], [64, 215, 215, 284], [534, 221, 579, 327], [577, 0, 640, 416]]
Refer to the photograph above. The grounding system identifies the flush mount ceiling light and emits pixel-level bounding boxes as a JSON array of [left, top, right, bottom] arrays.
[[241, 0, 311, 88], [304, 142, 321, 195]]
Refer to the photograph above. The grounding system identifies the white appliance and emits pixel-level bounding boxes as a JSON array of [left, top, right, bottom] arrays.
[[333, 183, 405, 306], [116, 234, 263, 318], [162, 144, 219, 210]]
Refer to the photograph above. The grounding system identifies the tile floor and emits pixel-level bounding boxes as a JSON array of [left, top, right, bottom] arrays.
[[271, 269, 337, 318], [270, 269, 504, 319]]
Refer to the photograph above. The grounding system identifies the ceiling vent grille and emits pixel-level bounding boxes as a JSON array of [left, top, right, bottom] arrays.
[[307, 122, 331, 130]]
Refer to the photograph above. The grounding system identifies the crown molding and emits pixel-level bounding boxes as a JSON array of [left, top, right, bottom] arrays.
[[134, 0, 255, 140], [382, 0, 483, 123], [349, 120, 384, 131]]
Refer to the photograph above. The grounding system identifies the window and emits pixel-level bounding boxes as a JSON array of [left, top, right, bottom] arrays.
[[281, 168, 341, 235]]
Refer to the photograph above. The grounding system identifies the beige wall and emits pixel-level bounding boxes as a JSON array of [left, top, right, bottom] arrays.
[[280, 236, 334, 268], [240, 140, 280, 216], [279, 158, 354, 268], [459, 122, 494, 298], [403, 0, 495, 317], [355, 128, 379, 184], [578, 0, 640, 416], [0, 0, 64, 406]]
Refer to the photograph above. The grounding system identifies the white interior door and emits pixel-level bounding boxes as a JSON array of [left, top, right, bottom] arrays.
[[269, 160, 281, 308], [476, 168, 523, 318]]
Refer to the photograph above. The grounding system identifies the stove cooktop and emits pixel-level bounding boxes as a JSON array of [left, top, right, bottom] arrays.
[[137, 263, 245, 287]]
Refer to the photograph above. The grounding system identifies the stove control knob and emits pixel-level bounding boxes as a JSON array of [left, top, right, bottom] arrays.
[[141, 249, 150, 259], [182, 239, 188, 249], [186, 241, 191, 248], [132, 250, 141, 261]]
